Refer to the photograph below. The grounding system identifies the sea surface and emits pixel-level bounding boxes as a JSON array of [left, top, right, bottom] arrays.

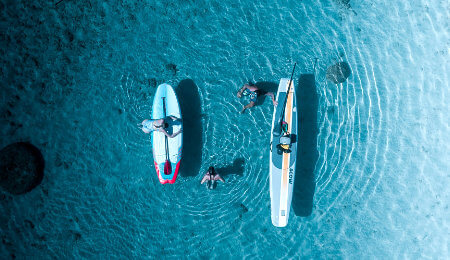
[[1, 0, 449, 258]]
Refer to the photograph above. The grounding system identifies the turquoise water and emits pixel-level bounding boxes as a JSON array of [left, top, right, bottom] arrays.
[[1, 0, 449, 258]]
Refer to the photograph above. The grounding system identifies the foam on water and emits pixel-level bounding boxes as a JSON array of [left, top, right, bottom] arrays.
[[0, 0, 449, 258]]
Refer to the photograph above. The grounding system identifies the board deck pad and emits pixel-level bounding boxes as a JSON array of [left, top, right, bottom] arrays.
[[269, 78, 298, 227]]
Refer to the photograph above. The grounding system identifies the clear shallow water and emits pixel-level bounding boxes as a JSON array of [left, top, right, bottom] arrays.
[[1, 0, 449, 258]]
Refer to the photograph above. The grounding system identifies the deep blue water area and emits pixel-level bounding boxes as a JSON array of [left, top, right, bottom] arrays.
[[1, 0, 449, 258]]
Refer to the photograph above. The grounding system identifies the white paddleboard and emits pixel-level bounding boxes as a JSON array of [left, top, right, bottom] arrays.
[[269, 78, 298, 227], [151, 83, 182, 184]]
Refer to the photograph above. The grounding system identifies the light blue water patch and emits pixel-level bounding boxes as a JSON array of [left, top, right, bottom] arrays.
[[0, 0, 449, 258]]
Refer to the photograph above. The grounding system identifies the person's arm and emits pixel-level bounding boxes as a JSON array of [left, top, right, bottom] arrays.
[[237, 84, 250, 97], [159, 128, 172, 138], [240, 102, 255, 113], [217, 175, 225, 183], [170, 129, 182, 138], [266, 92, 278, 106], [201, 174, 209, 184], [169, 115, 181, 121]]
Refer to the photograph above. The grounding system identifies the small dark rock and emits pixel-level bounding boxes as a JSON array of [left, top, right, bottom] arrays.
[[117, 108, 123, 114], [2, 237, 12, 246], [0, 142, 45, 195], [66, 30, 74, 42], [63, 55, 72, 65], [165, 63, 178, 75], [63, 162, 70, 170], [326, 61, 351, 84], [5, 110, 12, 117], [339, 0, 351, 9], [74, 232, 82, 241], [31, 56, 39, 67], [24, 220, 35, 229], [148, 78, 157, 88], [240, 203, 248, 213]]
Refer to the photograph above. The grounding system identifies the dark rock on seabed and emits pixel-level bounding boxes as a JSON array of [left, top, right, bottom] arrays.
[[240, 203, 248, 213], [165, 63, 178, 75], [326, 61, 351, 84], [0, 142, 45, 195], [148, 78, 157, 87]]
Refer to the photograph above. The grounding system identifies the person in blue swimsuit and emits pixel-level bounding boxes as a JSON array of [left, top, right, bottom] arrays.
[[236, 83, 277, 113], [140, 116, 182, 138]]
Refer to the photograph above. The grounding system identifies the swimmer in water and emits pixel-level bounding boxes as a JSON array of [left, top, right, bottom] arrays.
[[237, 83, 277, 113], [200, 166, 225, 189]]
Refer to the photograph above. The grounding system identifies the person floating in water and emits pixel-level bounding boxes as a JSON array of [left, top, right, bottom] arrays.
[[201, 166, 225, 189], [140, 116, 182, 138], [236, 83, 277, 113]]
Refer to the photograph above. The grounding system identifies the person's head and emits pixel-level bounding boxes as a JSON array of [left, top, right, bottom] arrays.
[[208, 166, 215, 176], [237, 91, 242, 98]]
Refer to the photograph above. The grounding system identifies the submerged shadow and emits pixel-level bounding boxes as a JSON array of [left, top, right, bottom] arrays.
[[292, 74, 318, 217], [253, 81, 278, 106], [215, 158, 245, 178], [0, 142, 45, 195], [176, 79, 202, 177]]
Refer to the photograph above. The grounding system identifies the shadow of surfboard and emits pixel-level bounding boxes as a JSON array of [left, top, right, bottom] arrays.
[[292, 73, 318, 217], [175, 79, 202, 177]]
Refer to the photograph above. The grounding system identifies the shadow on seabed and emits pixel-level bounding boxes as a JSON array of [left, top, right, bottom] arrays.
[[175, 79, 202, 177], [292, 73, 318, 217]]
